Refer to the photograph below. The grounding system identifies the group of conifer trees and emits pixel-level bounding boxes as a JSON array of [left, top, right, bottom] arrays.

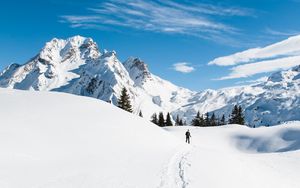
[[191, 112, 226, 127], [150, 112, 185, 127], [191, 105, 245, 126], [117, 87, 245, 126], [228, 105, 245, 125]]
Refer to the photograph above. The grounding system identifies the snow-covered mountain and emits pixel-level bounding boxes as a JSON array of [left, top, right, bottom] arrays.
[[174, 66, 300, 127], [0, 36, 195, 119], [1, 35, 300, 126]]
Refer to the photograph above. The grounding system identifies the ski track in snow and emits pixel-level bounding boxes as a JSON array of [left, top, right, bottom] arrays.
[[158, 145, 192, 188]]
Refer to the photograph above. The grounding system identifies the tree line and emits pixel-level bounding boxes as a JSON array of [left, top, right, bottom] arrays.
[[117, 87, 245, 126], [150, 112, 187, 127], [190, 105, 244, 127]]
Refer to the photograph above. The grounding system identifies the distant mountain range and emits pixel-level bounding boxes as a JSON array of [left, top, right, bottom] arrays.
[[1, 35, 300, 126]]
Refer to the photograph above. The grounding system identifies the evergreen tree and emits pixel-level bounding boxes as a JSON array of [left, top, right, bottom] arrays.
[[237, 106, 245, 125], [191, 111, 201, 126], [205, 112, 210, 126], [139, 111, 143, 117], [229, 105, 245, 125], [117, 87, 133, 113], [175, 115, 180, 126], [229, 105, 239, 124], [158, 112, 165, 127], [179, 119, 184, 126], [151, 113, 158, 125], [220, 114, 226, 125], [165, 112, 173, 126], [210, 112, 217, 126]]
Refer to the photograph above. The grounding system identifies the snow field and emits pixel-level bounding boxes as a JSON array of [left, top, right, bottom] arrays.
[[0, 89, 182, 188]]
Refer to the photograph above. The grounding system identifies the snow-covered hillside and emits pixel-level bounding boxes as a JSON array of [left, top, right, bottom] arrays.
[[1, 35, 300, 126], [1, 88, 300, 187], [0, 88, 184, 188]]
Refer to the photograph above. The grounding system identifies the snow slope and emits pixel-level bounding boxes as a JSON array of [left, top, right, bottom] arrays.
[[1, 36, 300, 126], [165, 123, 300, 188], [1, 88, 300, 188], [0, 88, 184, 188]]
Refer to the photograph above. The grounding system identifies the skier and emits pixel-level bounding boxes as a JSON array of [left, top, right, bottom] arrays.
[[185, 129, 191, 144]]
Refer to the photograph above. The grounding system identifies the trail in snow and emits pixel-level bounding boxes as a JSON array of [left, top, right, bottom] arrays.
[[158, 145, 192, 188], [165, 125, 300, 188]]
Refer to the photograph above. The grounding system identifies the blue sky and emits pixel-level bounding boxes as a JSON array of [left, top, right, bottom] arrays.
[[1, 0, 300, 91]]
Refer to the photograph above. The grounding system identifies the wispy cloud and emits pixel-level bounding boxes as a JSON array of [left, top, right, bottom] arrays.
[[209, 35, 300, 80], [217, 55, 300, 80], [60, 0, 253, 44], [209, 35, 300, 66], [265, 27, 300, 37], [172, 62, 195, 73]]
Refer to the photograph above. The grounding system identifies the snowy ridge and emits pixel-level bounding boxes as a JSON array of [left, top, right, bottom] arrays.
[[1, 36, 300, 126]]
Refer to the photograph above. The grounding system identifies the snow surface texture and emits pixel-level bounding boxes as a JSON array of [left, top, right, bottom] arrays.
[[1, 36, 300, 126], [0, 88, 184, 188], [1, 88, 300, 188], [0, 89, 300, 188], [165, 123, 300, 188]]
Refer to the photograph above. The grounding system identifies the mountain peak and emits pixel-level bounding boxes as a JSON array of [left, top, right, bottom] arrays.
[[123, 57, 151, 85], [2, 36, 300, 126]]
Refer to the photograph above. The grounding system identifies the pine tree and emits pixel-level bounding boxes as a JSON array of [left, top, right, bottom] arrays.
[[165, 112, 173, 126], [179, 119, 184, 126], [175, 115, 180, 126], [117, 87, 133, 113], [229, 105, 245, 125], [210, 112, 217, 126], [151, 113, 158, 125], [237, 106, 245, 125], [205, 112, 210, 126], [158, 112, 165, 127], [229, 105, 239, 124], [139, 111, 143, 117], [191, 111, 201, 126], [220, 114, 226, 125]]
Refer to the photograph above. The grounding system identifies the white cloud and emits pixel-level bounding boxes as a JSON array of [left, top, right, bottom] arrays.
[[209, 35, 300, 66], [61, 0, 252, 44], [172, 62, 195, 73], [218, 55, 300, 80], [208, 34, 300, 80]]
